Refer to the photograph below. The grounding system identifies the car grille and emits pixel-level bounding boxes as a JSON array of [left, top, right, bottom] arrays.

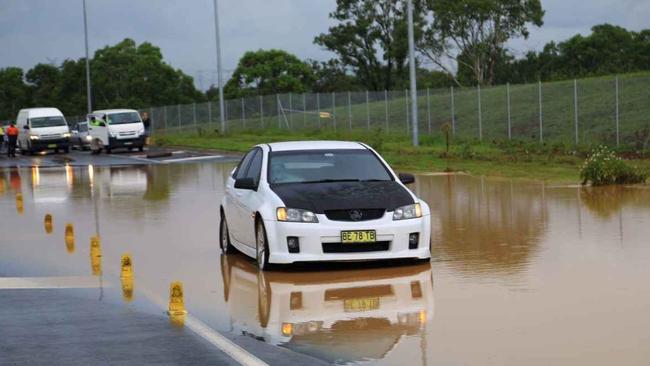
[[41, 133, 61, 140], [324, 209, 385, 222], [119, 131, 137, 137], [322, 241, 390, 253]]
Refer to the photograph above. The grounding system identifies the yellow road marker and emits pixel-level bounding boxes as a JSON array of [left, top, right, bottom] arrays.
[[121, 276, 134, 303], [120, 253, 134, 279], [168, 281, 187, 327], [16, 192, 23, 214], [44, 214, 53, 234], [64, 223, 75, 253]]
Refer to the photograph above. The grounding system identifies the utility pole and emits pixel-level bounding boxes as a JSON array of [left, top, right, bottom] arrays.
[[82, 0, 92, 114], [407, 0, 419, 146], [213, 0, 226, 133]]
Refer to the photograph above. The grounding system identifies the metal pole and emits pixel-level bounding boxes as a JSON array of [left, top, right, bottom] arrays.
[[426, 87, 431, 134], [177, 104, 181, 129], [193, 102, 197, 128], [507, 82, 511, 140], [348, 91, 352, 130], [574, 79, 579, 145], [289, 93, 293, 127], [477, 84, 482, 140], [317, 92, 321, 128], [332, 91, 336, 131], [164, 105, 168, 130], [82, 0, 92, 114], [451, 86, 455, 136], [277, 94, 281, 129], [212, 0, 226, 133], [616, 75, 621, 147], [259, 95, 264, 128], [538, 80, 543, 143], [302, 93, 306, 128], [208, 100, 212, 125], [366, 90, 370, 130], [407, 0, 419, 146], [241, 97, 245, 129], [385, 90, 389, 132], [405, 89, 409, 135]]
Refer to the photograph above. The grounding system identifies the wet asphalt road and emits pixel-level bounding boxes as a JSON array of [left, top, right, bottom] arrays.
[[2, 157, 650, 365]]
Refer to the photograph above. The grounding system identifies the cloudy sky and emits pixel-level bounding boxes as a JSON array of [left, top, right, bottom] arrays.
[[1, 0, 648, 89]]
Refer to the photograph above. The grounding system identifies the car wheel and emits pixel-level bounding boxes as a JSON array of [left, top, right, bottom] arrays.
[[219, 213, 235, 253], [105, 146, 112, 154], [255, 219, 270, 270], [138, 145, 144, 152], [257, 271, 271, 328]]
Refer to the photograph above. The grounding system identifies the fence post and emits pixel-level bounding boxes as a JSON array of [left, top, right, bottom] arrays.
[[193, 102, 197, 129], [149, 107, 154, 134], [574, 79, 579, 145], [317, 92, 321, 129], [164, 105, 168, 131], [426, 87, 431, 135], [477, 84, 482, 140], [384, 90, 389, 132], [259, 95, 264, 129], [507, 83, 511, 140], [332, 91, 336, 132], [289, 93, 293, 127], [366, 90, 370, 130], [177, 104, 181, 129], [451, 86, 455, 136], [241, 97, 245, 129], [302, 93, 306, 128], [208, 100, 212, 127], [615, 75, 620, 147], [347, 91, 352, 130], [405, 89, 409, 135], [538, 80, 543, 143]]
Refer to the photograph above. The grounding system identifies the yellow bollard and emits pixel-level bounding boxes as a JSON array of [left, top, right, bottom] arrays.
[[44, 214, 53, 234], [120, 254, 134, 279], [121, 276, 135, 303], [89, 236, 102, 276], [64, 223, 75, 253], [15, 192, 23, 214], [168, 281, 187, 327]]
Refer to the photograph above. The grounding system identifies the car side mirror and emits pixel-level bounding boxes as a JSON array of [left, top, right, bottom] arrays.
[[23, 125, 30, 130], [234, 177, 257, 190], [399, 173, 415, 185], [99, 122, 106, 127]]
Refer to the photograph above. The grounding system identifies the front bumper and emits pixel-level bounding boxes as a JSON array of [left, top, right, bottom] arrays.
[[109, 136, 145, 148], [264, 213, 431, 264], [30, 138, 69, 150]]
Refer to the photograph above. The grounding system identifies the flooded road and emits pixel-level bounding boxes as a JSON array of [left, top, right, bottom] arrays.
[[1, 164, 650, 365]]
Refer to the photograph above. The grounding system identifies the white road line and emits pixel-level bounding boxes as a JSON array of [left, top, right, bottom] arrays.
[[161, 155, 224, 164], [0, 276, 107, 289], [106, 153, 162, 164], [140, 288, 268, 366]]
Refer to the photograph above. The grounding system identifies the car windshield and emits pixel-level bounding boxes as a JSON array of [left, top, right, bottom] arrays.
[[78, 123, 88, 132], [30, 116, 67, 128], [107, 112, 141, 125], [269, 149, 393, 184]]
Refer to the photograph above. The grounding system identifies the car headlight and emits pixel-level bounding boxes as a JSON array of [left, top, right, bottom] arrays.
[[277, 207, 319, 223], [85, 135, 93, 141], [393, 203, 422, 220], [62, 132, 71, 138], [30, 135, 39, 140]]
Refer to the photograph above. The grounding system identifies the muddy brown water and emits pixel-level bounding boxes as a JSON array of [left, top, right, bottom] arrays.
[[1, 164, 649, 365]]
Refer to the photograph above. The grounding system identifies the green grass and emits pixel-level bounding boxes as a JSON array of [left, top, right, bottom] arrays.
[[153, 128, 650, 184]]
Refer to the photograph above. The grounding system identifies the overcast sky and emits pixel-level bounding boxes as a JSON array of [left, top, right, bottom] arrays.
[[1, 0, 648, 90]]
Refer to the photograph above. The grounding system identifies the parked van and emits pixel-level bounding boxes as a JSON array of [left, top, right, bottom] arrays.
[[16, 108, 71, 154], [88, 109, 145, 154]]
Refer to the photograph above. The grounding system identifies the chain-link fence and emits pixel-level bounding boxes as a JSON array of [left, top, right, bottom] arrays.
[[67, 74, 650, 149]]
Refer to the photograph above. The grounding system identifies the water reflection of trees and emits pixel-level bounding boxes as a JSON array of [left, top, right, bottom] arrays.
[[416, 174, 547, 276], [580, 186, 650, 219]]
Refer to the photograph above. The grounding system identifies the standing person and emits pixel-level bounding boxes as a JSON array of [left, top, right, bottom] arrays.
[[6, 122, 19, 158], [0, 124, 5, 155], [141, 112, 151, 145]]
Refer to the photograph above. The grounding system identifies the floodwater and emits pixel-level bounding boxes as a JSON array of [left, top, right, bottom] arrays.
[[1, 163, 650, 365]]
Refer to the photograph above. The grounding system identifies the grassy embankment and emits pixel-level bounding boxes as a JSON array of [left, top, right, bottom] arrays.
[[153, 73, 650, 183]]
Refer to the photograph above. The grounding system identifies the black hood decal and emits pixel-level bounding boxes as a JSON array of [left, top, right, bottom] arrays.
[[270, 181, 414, 213]]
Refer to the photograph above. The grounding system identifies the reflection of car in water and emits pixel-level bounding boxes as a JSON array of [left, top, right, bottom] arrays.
[[94, 167, 148, 198], [30, 166, 74, 204], [221, 254, 434, 363]]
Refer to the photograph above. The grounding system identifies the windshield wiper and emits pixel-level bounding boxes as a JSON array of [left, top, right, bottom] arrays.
[[301, 179, 360, 184]]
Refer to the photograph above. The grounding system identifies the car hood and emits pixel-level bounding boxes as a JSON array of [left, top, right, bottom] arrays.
[[270, 181, 414, 213]]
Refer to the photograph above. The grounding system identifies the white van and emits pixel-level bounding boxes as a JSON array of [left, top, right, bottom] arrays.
[[16, 108, 71, 154], [88, 109, 145, 154]]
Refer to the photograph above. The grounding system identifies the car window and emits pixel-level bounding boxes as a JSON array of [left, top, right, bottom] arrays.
[[78, 123, 88, 132], [244, 149, 263, 186], [234, 149, 257, 180]]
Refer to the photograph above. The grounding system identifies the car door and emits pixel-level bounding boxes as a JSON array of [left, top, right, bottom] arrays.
[[88, 114, 109, 146], [236, 148, 264, 246], [226, 149, 257, 244]]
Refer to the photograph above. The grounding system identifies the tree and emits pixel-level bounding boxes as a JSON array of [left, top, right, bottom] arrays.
[[419, 0, 544, 86], [314, 0, 425, 91], [26, 63, 61, 107], [0, 67, 29, 120], [310, 59, 362, 92], [223, 49, 315, 99]]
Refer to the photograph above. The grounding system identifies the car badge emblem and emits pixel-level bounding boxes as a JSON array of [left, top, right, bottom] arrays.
[[349, 210, 363, 221]]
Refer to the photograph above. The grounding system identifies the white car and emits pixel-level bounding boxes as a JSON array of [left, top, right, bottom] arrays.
[[88, 109, 146, 153], [220, 141, 431, 269]]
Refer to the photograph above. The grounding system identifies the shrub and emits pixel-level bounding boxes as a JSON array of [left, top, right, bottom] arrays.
[[580, 145, 647, 185]]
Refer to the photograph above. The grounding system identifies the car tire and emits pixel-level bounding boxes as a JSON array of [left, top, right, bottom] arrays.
[[255, 219, 271, 271], [257, 271, 271, 328], [138, 145, 144, 152], [219, 213, 235, 253], [105, 146, 112, 154]]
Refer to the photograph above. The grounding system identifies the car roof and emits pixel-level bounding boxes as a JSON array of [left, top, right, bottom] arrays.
[[264, 140, 367, 152], [92, 109, 139, 114], [20, 108, 64, 118]]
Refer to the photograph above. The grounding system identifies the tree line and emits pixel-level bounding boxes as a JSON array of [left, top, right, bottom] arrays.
[[2, 0, 650, 120]]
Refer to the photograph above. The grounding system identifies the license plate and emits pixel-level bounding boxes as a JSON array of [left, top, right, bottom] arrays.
[[124, 142, 133, 145], [47, 144, 57, 148], [341, 230, 376, 243], [344, 297, 380, 312]]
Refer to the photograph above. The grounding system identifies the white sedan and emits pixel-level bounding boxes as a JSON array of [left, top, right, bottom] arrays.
[[220, 141, 431, 269]]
